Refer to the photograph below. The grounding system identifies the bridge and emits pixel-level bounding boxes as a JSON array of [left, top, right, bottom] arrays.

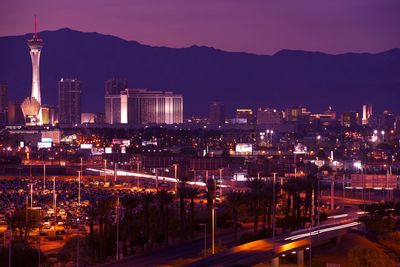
[[186, 220, 361, 267]]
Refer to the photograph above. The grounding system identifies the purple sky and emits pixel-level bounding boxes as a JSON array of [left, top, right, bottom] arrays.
[[1, 0, 399, 55]]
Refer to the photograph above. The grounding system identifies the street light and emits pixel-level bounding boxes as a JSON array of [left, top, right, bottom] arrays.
[[104, 159, 108, 184], [77, 218, 80, 267], [77, 171, 81, 206], [272, 173, 277, 251]]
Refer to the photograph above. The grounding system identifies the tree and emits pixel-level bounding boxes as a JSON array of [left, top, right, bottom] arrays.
[[186, 187, 199, 238], [156, 190, 174, 245], [177, 176, 189, 241], [225, 190, 245, 242], [246, 177, 265, 236], [348, 247, 394, 267]]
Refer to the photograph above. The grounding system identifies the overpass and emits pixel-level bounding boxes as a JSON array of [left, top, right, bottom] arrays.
[[186, 220, 361, 267]]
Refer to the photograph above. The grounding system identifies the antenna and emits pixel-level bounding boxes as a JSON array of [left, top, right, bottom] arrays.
[[34, 15, 37, 35]]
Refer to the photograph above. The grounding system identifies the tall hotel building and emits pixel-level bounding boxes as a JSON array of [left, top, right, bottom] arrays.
[[105, 88, 183, 125], [58, 78, 82, 125]]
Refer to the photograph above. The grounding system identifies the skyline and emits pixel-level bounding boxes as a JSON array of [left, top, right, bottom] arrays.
[[1, 1, 400, 55]]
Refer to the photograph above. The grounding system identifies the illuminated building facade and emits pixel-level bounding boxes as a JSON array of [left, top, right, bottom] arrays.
[[341, 111, 359, 128], [123, 89, 183, 125], [236, 108, 254, 123], [362, 104, 373, 125], [256, 108, 282, 124]]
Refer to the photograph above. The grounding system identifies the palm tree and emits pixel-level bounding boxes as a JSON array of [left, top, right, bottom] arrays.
[[246, 177, 265, 236], [140, 192, 154, 250], [225, 190, 245, 242], [186, 187, 199, 237], [177, 176, 189, 241], [121, 194, 138, 254], [157, 190, 174, 245], [206, 177, 216, 234]]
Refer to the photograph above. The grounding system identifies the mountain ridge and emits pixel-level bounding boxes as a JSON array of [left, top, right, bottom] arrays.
[[0, 28, 399, 116]]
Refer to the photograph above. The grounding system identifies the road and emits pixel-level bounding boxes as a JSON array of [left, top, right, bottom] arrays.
[[102, 226, 253, 267], [186, 220, 361, 267], [102, 209, 364, 267]]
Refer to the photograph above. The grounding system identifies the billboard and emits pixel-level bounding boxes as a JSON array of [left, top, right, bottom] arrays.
[[38, 142, 52, 149], [235, 143, 253, 153], [80, 144, 93, 149]]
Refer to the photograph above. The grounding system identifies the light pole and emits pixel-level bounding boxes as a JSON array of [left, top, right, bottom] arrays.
[[200, 223, 207, 256], [136, 162, 140, 189], [381, 130, 385, 142], [104, 159, 107, 184], [77, 171, 81, 206], [53, 177, 56, 222], [30, 183, 33, 209], [174, 164, 178, 192], [76, 218, 80, 267], [43, 163, 46, 192], [272, 173, 277, 251], [211, 178, 216, 255], [116, 197, 120, 260]]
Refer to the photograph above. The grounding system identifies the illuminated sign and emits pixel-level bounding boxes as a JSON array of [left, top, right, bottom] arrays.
[[235, 143, 253, 153], [41, 137, 53, 143], [80, 144, 93, 149], [105, 147, 112, 154], [294, 143, 308, 154], [38, 142, 52, 149]]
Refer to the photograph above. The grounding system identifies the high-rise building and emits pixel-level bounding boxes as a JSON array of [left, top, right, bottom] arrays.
[[285, 106, 310, 123], [41, 105, 56, 125], [105, 88, 183, 125], [105, 94, 121, 124], [0, 82, 7, 113], [7, 101, 24, 125], [0, 82, 7, 125], [21, 17, 44, 125], [256, 108, 282, 124], [105, 78, 128, 95], [362, 104, 373, 125], [123, 89, 183, 125], [209, 101, 225, 124], [58, 78, 82, 125], [341, 111, 359, 128], [236, 108, 254, 123]]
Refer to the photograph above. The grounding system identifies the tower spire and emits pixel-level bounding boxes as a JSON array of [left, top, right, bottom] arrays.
[[34, 15, 37, 36]]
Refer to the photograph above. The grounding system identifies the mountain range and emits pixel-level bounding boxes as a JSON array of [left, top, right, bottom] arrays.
[[0, 28, 399, 116]]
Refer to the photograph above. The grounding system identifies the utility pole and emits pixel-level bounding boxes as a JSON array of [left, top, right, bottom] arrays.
[[272, 173, 277, 251], [211, 178, 216, 255], [104, 159, 107, 184], [174, 164, 178, 192], [53, 177, 56, 222], [116, 197, 120, 260], [136, 162, 140, 189], [77, 218, 80, 267], [30, 183, 33, 208], [43, 163, 46, 192]]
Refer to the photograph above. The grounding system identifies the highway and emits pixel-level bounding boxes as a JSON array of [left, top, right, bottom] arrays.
[[101, 210, 363, 267], [186, 220, 361, 267]]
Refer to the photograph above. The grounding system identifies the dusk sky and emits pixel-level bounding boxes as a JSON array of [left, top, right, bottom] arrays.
[[1, 0, 400, 55]]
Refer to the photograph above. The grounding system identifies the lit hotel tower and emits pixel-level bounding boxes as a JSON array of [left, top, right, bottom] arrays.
[[25, 16, 44, 124]]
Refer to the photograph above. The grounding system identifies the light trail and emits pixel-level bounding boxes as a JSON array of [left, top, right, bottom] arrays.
[[284, 221, 361, 241]]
